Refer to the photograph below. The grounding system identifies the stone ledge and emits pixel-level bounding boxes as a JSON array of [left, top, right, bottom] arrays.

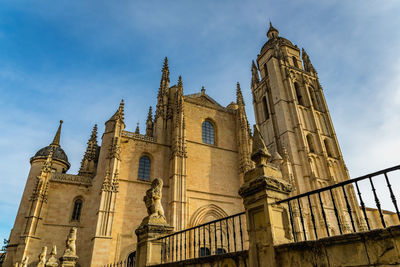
[[51, 173, 92, 186], [275, 224, 400, 252]]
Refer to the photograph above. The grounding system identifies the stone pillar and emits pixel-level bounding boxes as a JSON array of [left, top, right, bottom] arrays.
[[239, 126, 293, 267], [135, 224, 173, 267]]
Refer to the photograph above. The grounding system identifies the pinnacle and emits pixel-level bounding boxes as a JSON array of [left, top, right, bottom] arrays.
[[178, 76, 183, 87], [163, 57, 169, 71], [147, 106, 153, 121], [135, 122, 140, 134], [50, 120, 63, 147], [89, 124, 98, 143], [236, 82, 244, 105]]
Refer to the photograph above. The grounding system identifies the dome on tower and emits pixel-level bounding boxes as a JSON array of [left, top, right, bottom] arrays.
[[30, 120, 71, 169]]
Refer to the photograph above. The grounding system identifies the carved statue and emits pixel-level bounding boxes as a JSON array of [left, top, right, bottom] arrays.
[[141, 178, 167, 225], [37, 246, 47, 267], [63, 227, 77, 256]]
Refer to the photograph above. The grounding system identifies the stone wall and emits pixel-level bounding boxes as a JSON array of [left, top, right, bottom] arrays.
[[275, 225, 400, 267], [151, 251, 248, 267]]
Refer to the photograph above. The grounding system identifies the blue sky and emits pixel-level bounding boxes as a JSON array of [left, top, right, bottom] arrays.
[[1, 1, 400, 242]]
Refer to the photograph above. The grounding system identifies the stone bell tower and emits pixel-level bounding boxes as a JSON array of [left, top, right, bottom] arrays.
[[251, 23, 364, 238]]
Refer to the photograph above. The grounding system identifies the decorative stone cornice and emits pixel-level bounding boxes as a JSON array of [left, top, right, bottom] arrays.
[[51, 173, 92, 186], [122, 131, 156, 142], [239, 175, 292, 200]]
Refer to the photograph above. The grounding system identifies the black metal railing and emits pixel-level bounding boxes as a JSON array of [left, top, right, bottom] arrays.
[[102, 257, 135, 267], [276, 165, 400, 242], [157, 212, 247, 264]]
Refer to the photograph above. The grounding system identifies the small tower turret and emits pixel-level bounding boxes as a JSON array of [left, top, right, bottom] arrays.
[[31, 120, 70, 173], [267, 22, 279, 39]]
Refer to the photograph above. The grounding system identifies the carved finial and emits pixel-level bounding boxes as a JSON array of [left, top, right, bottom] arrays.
[[46, 245, 58, 266], [201, 86, 205, 95], [50, 120, 63, 147], [251, 125, 271, 165], [267, 21, 279, 39], [37, 246, 47, 267], [282, 146, 290, 162], [236, 82, 244, 106]]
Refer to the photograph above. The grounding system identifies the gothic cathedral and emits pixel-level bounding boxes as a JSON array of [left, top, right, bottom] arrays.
[[3, 24, 392, 267]]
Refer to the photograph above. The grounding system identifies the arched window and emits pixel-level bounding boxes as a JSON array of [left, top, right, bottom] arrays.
[[308, 86, 318, 109], [294, 82, 304, 106], [202, 120, 215, 145], [324, 139, 333, 157], [262, 96, 270, 120], [71, 198, 83, 221], [199, 247, 211, 257], [292, 56, 298, 68], [306, 134, 315, 153], [263, 63, 268, 78], [138, 156, 151, 181], [127, 251, 136, 267]]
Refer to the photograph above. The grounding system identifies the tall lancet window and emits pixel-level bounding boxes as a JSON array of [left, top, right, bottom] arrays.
[[262, 96, 270, 120], [138, 155, 151, 181], [294, 82, 304, 106], [292, 56, 299, 68], [306, 134, 316, 153], [202, 120, 215, 145], [71, 198, 83, 221]]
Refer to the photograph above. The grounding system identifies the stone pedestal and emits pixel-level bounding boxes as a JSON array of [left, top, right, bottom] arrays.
[[59, 255, 78, 267], [239, 127, 293, 267], [135, 224, 174, 267]]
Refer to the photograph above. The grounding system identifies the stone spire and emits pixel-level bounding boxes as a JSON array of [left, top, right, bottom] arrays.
[[160, 57, 170, 89], [251, 125, 271, 166], [78, 125, 99, 177], [109, 99, 125, 123], [302, 48, 316, 73], [50, 120, 63, 147], [236, 83, 253, 174], [155, 57, 170, 120], [267, 21, 279, 39], [251, 60, 260, 90], [236, 82, 244, 106], [135, 122, 140, 134], [146, 106, 154, 137]]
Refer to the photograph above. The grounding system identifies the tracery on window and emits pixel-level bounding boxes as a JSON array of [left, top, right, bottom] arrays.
[[71, 198, 83, 221], [138, 155, 151, 181], [202, 120, 215, 145]]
